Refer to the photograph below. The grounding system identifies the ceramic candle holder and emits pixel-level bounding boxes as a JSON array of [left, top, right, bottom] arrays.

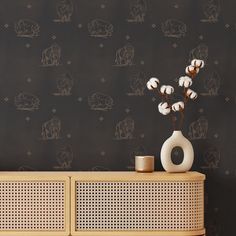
[[135, 156, 154, 172]]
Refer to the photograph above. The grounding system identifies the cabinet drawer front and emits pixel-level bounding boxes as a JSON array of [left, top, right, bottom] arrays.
[[0, 176, 70, 235], [72, 180, 204, 232]]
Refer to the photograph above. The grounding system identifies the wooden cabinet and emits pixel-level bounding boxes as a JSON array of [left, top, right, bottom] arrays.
[[0, 174, 70, 236], [0, 172, 205, 236]]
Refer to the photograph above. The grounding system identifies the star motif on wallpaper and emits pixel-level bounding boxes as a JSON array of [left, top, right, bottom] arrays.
[[225, 23, 230, 28], [67, 134, 72, 138], [26, 4, 32, 9], [25, 43, 31, 48], [3, 97, 9, 102], [100, 4, 106, 9], [52, 108, 57, 113], [199, 35, 204, 40], [100, 77, 106, 83], [214, 133, 219, 138], [225, 170, 230, 175], [151, 24, 156, 28], [51, 35, 57, 40], [172, 43, 178, 48], [140, 133, 145, 138], [199, 108, 204, 113], [78, 24, 83, 28], [27, 150, 32, 156], [225, 97, 230, 102], [99, 43, 104, 48], [140, 60, 145, 65], [4, 23, 9, 28], [214, 60, 219, 65], [214, 207, 219, 213], [25, 116, 30, 122], [125, 108, 130, 113], [126, 35, 130, 40], [99, 116, 104, 122], [152, 97, 156, 102], [77, 97, 83, 102], [100, 151, 106, 156], [27, 77, 32, 83], [173, 4, 179, 9], [67, 60, 72, 65]]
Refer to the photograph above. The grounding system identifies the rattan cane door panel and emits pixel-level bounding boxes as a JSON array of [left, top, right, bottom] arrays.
[[71, 172, 205, 236], [0, 175, 70, 236]]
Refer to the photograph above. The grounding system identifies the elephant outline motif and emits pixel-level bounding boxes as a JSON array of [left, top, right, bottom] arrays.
[[201, 0, 221, 23], [127, 72, 146, 96], [127, 0, 147, 23], [161, 19, 187, 38], [41, 43, 61, 66], [53, 73, 74, 96], [14, 19, 40, 38], [88, 92, 114, 111], [14, 92, 40, 111], [201, 71, 221, 96], [88, 19, 113, 38], [114, 43, 135, 66], [115, 117, 135, 140], [189, 44, 208, 62], [53, 145, 73, 170], [201, 146, 220, 169], [188, 117, 208, 140], [41, 117, 61, 140], [54, 0, 73, 22]]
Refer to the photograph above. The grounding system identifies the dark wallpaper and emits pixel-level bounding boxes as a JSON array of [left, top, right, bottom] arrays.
[[0, 0, 235, 234]]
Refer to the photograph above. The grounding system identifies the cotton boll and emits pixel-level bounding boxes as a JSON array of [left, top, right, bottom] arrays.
[[158, 102, 171, 115], [158, 102, 167, 113], [150, 77, 160, 85], [146, 77, 160, 90], [184, 79, 192, 87], [162, 109, 171, 115], [199, 60, 204, 68], [160, 85, 174, 94], [158, 107, 164, 114], [166, 86, 174, 94], [161, 102, 168, 109], [186, 88, 198, 99], [191, 59, 204, 68], [160, 86, 165, 94], [158, 102, 165, 110], [185, 65, 194, 74], [185, 65, 199, 76], [172, 101, 184, 112], [178, 76, 192, 88], [147, 81, 154, 90], [173, 102, 184, 111]]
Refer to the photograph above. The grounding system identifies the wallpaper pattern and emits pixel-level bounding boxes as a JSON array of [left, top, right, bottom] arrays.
[[0, 0, 235, 234]]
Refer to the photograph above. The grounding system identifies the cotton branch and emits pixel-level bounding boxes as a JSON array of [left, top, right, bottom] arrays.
[[146, 59, 204, 131]]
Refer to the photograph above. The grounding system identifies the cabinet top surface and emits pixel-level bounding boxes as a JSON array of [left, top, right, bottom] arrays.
[[0, 171, 205, 181]]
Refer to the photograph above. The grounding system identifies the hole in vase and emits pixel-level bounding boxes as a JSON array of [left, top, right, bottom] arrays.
[[171, 146, 184, 165]]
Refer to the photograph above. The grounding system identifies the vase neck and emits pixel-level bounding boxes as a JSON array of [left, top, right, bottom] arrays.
[[172, 130, 183, 136]]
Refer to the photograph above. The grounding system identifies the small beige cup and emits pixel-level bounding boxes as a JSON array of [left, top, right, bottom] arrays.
[[135, 156, 154, 172]]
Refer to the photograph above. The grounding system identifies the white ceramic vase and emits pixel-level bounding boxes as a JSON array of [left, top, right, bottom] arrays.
[[160, 130, 194, 172]]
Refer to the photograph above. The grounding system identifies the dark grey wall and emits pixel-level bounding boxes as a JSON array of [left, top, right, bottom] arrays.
[[0, 0, 235, 234]]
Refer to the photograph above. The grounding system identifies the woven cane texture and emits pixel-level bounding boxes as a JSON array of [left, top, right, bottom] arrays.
[[76, 181, 204, 231], [0, 181, 65, 231]]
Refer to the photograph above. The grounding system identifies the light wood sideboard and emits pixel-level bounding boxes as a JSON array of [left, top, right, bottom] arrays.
[[0, 171, 205, 236]]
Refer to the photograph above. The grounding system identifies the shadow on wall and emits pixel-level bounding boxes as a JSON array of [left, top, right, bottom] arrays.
[[204, 173, 236, 236]]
